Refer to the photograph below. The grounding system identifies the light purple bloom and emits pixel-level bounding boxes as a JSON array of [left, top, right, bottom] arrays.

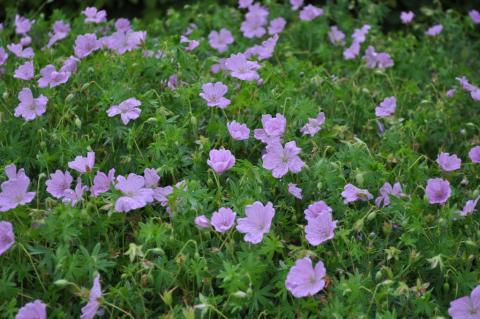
[[236, 201, 275, 244], [74, 34, 101, 59], [341, 184, 373, 204], [328, 26, 345, 46], [0, 174, 35, 212], [4, 164, 27, 181], [299, 5, 323, 21], [436, 152, 461, 172], [7, 43, 34, 59], [352, 25, 371, 43], [210, 207, 236, 233], [448, 285, 480, 319], [114, 174, 154, 213], [15, 15, 34, 35], [91, 169, 115, 197], [426, 24, 443, 37], [46, 170, 73, 198], [238, 0, 253, 9], [446, 89, 456, 97], [363, 46, 394, 69], [20, 36, 32, 47], [199, 82, 231, 109], [375, 96, 396, 118], [0, 48, 8, 65], [470, 10, 480, 24], [285, 257, 326, 298], [304, 201, 333, 221], [63, 177, 88, 207], [14, 61, 34, 80], [47, 21, 70, 48], [207, 149, 236, 174], [300, 112, 325, 136], [375, 182, 404, 207], [286, 183, 302, 199], [82, 7, 107, 24], [253, 113, 286, 144], [143, 168, 160, 188], [227, 121, 250, 140], [469, 146, 480, 163], [471, 90, 480, 101], [14, 88, 48, 121], [240, 4, 269, 38], [0, 221, 15, 256], [425, 178, 451, 205], [68, 151, 95, 174], [208, 29, 234, 53], [268, 17, 286, 35], [153, 186, 173, 206], [290, 0, 303, 11], [80, 275, 102, 319], [244, 35, 278, 61], [305, 211, 337, 246], [456, 76, 478, 93], [458, 196, 480, 216], [225, 53, 261, 81], [115, 18, 131, 32], [195, 215, 210, 229], [400, 11, 415, 24], [343, 41, 361, 60], [262, 141, 305, 178], [107, 98, 142, 125], [104, 30, 146, 55], [61, 56, 80, 73], [15, 300, 46, 319], [38, 65, 70, 88], [180, 36, 200, 52], [167, 74, 178, 90]]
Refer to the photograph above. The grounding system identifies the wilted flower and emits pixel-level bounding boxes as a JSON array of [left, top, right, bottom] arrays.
[[375, 96, 396, 118], [328, 26, 345, 46], [300, 112, 325, 136], [469, 146, 480, 163], [207, 149, 236, 174], [107, 98, 142, 125], [262, 141, 305, 178], [114, 174, 154, 213], [15, 300, 46, 319], [68, 152, 95, 174], [227, 121, 250, 140], [195, 215, 210, 229], [341, 184, 373, 204], [426, 24, 443, 37], [458, 196, 480, 216], [46, 170, 73, 198], [14, 88, 48, 121], [74, 33, 101, 59], [299, 5, 323, 21], [448, 285, 480, 319], [268, 17, 286, 35], [400, 11, 415, 24], [425, 178, 451, 204], [82, 7, 107, 24], [305, 211, 337, 246], [304, 201, 333, 221], [236, 201, 275, 244], [14, 61, 34, 80], [208, 29, 234, 53], [225, 53, 261, 81], [211, 207, 236, 233], [0, 221, 15, 256], [375, 182, 404, 207], [285, 257, 326, 298], [91, 169, 116, 197], [436, 152, 461, 172], [199, 82, 231, 109], [254, 113, 286, 144], [80, 275, 102, 319], [288, 183, 303, 199]]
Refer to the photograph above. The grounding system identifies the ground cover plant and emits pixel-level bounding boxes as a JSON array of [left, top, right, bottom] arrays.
[[1, 0, 480, 318]]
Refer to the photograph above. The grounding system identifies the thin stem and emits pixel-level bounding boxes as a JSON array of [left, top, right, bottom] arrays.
[[102, 299, 135, 319], [18, 243, 47, 293]]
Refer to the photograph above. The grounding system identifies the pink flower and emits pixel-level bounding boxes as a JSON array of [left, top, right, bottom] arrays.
[[210, 207, 236, 233], [82, 7, 107, 24], [436, 152, 461, 172], [74, 34, 101, 59], [469, 146, 480, 163], [254, 113, 286, 144], [448, 285, 480, 319], [328, 26, 345, 46], [91, 169, 116, 197], [0, 174, 35, 212], [400, 11, 415, 24], [262, 141, 305, 178], [305, 211, 337, 246], [195, 215, 210, 229], [470, 10, 480, 24], [38, 65, 70, 88], [375, 182, 404, 207], [425, 178, 451, 205], [207, 149, 236, 174], [341, 184, 373, 204], [114, 174, 154, 213], [80, 275, 102, 319], [14, 61, 34, 80], [285, 257, 326, 298], [268, 17, 286, 35], [290, 0, 304, 11], [68, 151, 95, 174], [224, 53, 261, 81], [458, 196, 480, 216], [63, 178, 88, 207], [0, 221, 15, 256], [0, 48, 8, 65], [199, 82, 231, 109], [14, 88, 48, 121], [375, 96, 396, 118], [299, 5, 323, 21], [15, 300, 46, 319], [15, 15, 34, 35], [46, 170, 73, 198], [7, 43, 34, 59], [227, 121, 250, 140], [300, 112, 325, 136], [426, 24, 443, 37], [236, 201, 275, 244], [288, 183, 303, 199], [107, 98, 142, 125], [304, 201, 332, 221], [208, 29, 234, 53]]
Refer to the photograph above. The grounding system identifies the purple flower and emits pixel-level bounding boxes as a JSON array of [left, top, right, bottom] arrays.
[[328, 26, 345, 46], [7, 43, 34, 59], [471, 90, 480, 101], [15, 300, 46, 319], [448, 285, 480, 319], [167, 74, 178, 90], [207, 149, 236, 174], [46, 170, 73, 198], [300, 112, 325, 136], [38, 65, 70, 88], [458, 196, 480, 216], [304, 201, 333, 221], [104, 30, 146, 55], [63, 177, 88, 207], [469, 146, 480, 163], [268, 17, 286, 35], [236, 201, 275, 244], [115, 18, 131, 32], [0, 221, 15, 256], [244, 35, 278, 61], [262, 141, 305, 178], [4, 164, 27, 180], [425, 178, 451, 205], [436, 152, 461, 172], [343, 41, 361, 60], [456, 76, 479, 92], [400, 11, 415, 24], [68, 152, 95, 174], [61, 56, 80, 73], [290, 0, 303, 11], [180, 36, 200, 52], [208, 29, 234, 53], [227, 121, 250, 140], [47, 21, 70, 48], [375, 96, 397, 118], [470, 10, 480, 24], [288, 183, 303, 199], [426, 24, 443, 37], [91, 169, 116, 197], [114, 174, 154, 213], [225, 53, 261, 81], [20, 36, 32, 47], [375, 182, 404, 207], [74, 34, 101, 59], [285, 257, 326, 298], [107, 98, 142, 125], [82, 7, 107, 24], [14, 61, 34, 80], [14, 88, 48, 121], [305, 211, 337, 246], [352, 25, 371, 43], [240, 4, 268, 38], [153, 186, 173, 206], [238, 0, 253, 9], [0, 174, 35, 212], [341, 184, 373, 204], [253, 113, 286, 144], [363, 46, 394, 69], [81, 275, 102, 319], [143, 168, 160, 188], [199, 82, 231, 109], [195, 215, 210, 229], [0, 48, 8, 65], [299, 5, 323, 21], [210, 207, 236, 233], [15, 15, 34, 35], [446, 89, 456, 97]]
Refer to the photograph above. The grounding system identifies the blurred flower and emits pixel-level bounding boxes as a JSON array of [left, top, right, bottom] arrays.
[[285, 257, 326, 298]]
